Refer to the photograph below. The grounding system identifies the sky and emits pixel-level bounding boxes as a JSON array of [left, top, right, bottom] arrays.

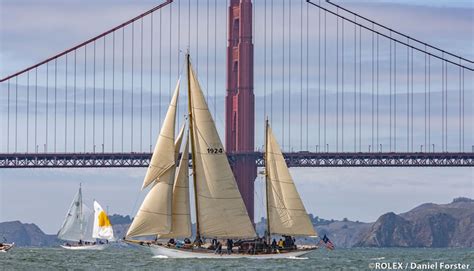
[[0, 0, 473, 234]]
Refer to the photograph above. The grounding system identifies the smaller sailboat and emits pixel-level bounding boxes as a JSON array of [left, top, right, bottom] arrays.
[[0, 239, 14, 252], [58, 185, 114, 250]]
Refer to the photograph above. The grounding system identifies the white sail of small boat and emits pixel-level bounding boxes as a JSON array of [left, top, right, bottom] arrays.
[[92, 201, 115, 241], [126, 54, 318, 259], [58, 185, 112, 250]]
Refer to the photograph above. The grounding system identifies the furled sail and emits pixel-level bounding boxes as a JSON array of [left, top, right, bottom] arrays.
[[126, 81, 180, 238], [265, 125, 317, 237], [160, 132, 192, 239], [141, 80, 181, 190], [58, 187, 95, 242], [92, 201, 114, 240], [189, 63, 256, 239]]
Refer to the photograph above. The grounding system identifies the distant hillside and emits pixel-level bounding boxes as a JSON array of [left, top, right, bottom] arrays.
[[0, 221, 58, 247], [3, 198, 472, 248], [356, 198, 473, 248]]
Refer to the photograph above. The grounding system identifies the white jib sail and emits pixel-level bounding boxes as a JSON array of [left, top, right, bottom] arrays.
[[126, 80, 180, 238], [266, 125, 317, 237], [189, 63, 256, 239], [58, 187, 95, 242], [92, 201, 114, 240]]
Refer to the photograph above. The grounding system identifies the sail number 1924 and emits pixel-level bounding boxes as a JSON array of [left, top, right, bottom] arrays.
[[207, 148, 223, 154]]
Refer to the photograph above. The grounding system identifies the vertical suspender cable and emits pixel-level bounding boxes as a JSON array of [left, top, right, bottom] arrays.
[[112, 31, 116, 152], [93, 41, 96, 152], [336, 10, 339, 152], [359, 25, 362, 151], [54, 59, 57, 152], [122, 27, 125, 152], [46, 63, 49, 152], [65, 55, 68, 152], [307, 1, 310, 150], [103, 38, 107, 152], [74, 50, 76, 152], [150, 13, 154, 151], [7, 80, 10, 153], [407, 40, 409, 151], [318, 0, 321, 151], [353, 17, 356, 152], [16, 77, 18, 152], [35, 68, 37, 152], [27, 71, 30, 152], [131, 23, 135, 152], [394, 41, 397, 152], [141, 18, 144, 151], [84, 46, 87, 152], [342, 18, 344, 152]]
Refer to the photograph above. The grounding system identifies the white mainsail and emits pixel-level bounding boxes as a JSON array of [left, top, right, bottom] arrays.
[[160, 131, 192, 239], [126, 81, 180, 238], [92, 201, 114, 240], [58, 187, 95, 242], [189, 63, 256, 239], [141, 80, 181, 190], [265, 125, 317, 237]]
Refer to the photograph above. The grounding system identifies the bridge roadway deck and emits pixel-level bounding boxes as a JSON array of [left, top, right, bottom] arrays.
[[0, 152, 472, 168]]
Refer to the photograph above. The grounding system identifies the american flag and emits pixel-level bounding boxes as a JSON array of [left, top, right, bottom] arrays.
[[322, 234, 335, 250]]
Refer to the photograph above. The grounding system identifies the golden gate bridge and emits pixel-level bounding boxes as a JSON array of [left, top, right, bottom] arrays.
[[1, 0, 472, 220]]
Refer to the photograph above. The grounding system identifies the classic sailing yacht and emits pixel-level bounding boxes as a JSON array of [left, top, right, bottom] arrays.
[[125, 55, 317, 258], [0, 241, 14, 252], [58, 185, 115, 250]]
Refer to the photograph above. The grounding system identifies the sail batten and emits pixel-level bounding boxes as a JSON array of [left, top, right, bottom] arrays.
[[188, 63, 256, 239], [266, 125, 317, 237]]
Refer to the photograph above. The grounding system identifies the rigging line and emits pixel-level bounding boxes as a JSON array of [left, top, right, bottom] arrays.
[[306, 1, 473, 71], [196, 0, 199, 74], [178, 1, 181, 126], [323, 0, 474, 64], [84, 45, 87, 153], [141, 18, 144, 151], [150, 13, 154, 152], [46, 63, 49, 152], [169, 4, 173, 103], [54, 59, 57, 152]]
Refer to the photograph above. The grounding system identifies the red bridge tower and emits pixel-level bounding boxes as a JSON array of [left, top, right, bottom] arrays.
[[225, 0, 256, 222]]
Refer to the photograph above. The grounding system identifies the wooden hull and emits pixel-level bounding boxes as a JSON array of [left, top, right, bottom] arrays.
[[60, 244, 108, 250], [0, 243, 14, 252], [149, 244, 316, 259]]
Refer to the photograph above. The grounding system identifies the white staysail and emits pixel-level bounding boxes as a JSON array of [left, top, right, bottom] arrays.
[[126, 81, 180, 238], [141, 79, 181, 190], [58, 187, 95, 242], [92, 201, 114, 240], [265, 125, 317, 237], [189, 63, 256, 239], [160, 132, 192, 239]]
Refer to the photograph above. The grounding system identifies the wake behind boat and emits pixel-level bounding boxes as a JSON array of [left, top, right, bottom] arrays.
[[58, 185, 115, 250], [125, 54, 318, 258]]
